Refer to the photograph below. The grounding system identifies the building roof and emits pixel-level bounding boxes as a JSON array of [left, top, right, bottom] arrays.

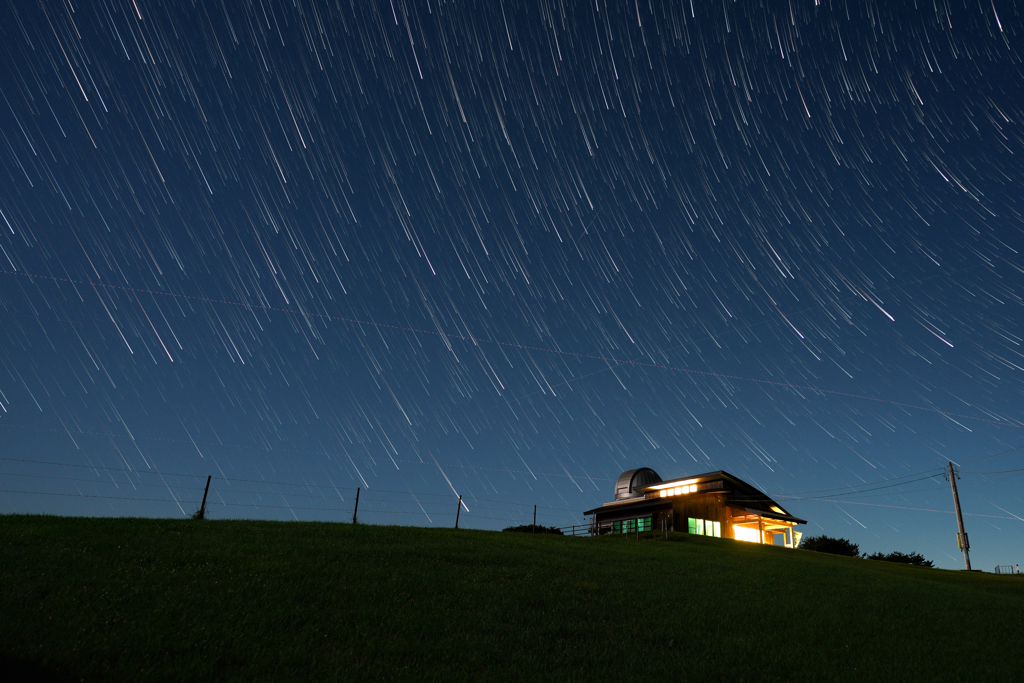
[[613, 467, 662, 500], [584, 469, 807, 524]]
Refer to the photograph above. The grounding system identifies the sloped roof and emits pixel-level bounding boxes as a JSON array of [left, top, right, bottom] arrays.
[[584, 469, 806, 524]]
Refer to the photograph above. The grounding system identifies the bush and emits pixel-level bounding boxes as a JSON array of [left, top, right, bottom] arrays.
[[798, 535, 860, 557], [502, 524, 563, 535], [865, 551, 934, 568]]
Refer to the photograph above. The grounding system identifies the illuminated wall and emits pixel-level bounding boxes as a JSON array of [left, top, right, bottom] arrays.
[[733, 526, 761, 543]]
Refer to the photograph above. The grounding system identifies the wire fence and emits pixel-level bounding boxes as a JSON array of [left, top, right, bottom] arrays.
[[0, 457, 588, 531]]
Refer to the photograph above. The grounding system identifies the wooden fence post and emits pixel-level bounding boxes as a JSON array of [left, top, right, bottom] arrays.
[[352, 487, 360, 524], [455, 495, 462, 529], [197, 475, 211, 520]]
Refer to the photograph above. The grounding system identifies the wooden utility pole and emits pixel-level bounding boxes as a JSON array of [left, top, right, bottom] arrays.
[[946, 461, 971, 571], [455, 495, 463, 529], [352, 487, 360, 524]]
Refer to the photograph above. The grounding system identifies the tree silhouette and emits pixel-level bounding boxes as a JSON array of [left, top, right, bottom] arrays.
[[865, 551, 934, 568], [798, 534, 860, 557]]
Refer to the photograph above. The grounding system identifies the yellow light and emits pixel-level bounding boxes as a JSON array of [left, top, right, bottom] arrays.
[[674, 487, 682, 496], [733, 526, 760, 543], [770, 505, 786, 514], [660, 490, 666, 498], [646, 479, 698, 491]]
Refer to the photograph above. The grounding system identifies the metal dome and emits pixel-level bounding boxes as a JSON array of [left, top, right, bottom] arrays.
[[613, 467, 662, 500]]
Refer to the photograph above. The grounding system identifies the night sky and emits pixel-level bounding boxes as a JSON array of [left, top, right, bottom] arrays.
[[2, 0, 1024, 571]]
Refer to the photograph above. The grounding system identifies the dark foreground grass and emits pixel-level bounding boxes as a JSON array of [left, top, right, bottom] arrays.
[[1, 516, 1022, 682]]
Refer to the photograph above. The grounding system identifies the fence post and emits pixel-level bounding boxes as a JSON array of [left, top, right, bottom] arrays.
[[352, 487, 360, 524], [455, 495, 462, 529], [197, 475, 211, 520], [533, 504, 537, 531]]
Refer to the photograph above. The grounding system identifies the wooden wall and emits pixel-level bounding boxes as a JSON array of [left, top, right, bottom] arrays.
[[670, 492, 728, 533]]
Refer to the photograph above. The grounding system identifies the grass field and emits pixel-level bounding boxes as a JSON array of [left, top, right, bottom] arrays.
[[2, 515, 1022, 682]]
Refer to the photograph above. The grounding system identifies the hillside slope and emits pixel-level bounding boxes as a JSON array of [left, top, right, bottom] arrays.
[[2, 515, 1021, 682]]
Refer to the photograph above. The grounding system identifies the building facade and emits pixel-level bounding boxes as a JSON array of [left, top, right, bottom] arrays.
[[584, 468, 806, 547]]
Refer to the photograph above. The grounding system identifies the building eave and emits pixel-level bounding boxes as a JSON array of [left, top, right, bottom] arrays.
[[729, 505, 807, 525], [583, 498, 672, 517]]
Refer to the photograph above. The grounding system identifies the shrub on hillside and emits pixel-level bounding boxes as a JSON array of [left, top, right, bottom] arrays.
[[502, 524, 563, 535], [865, 551, 934, 567], [798, 534, 860, 557]]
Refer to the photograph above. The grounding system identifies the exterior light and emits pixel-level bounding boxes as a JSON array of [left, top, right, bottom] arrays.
[[646, 479, 699, 491]]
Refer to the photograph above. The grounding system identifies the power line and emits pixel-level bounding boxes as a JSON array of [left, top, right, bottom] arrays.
[[0, 471, 205, 490], [960, 466, 1024, 475], [0, 489, 200, 504], [961, 444, 1024, 465], [0, 457, 582, 512], [0, 456, 202, 480], [795, 496, 1021, 521], [769, 468, 947, 497]]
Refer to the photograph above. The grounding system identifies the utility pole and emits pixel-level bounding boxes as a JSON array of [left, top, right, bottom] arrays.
[[352, 487, 360, 524], [946, 461, 971, 571], [455, 495, 463, 529]]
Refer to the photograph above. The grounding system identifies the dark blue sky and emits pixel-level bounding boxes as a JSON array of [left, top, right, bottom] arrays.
[[2, 0, 1023, 570]]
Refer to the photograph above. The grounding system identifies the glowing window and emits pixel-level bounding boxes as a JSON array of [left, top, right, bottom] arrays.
[[689, 517, 717, 536], [733, 526, 760, 543]]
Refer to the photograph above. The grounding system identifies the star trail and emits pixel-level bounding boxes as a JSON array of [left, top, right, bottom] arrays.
[[2, 0, 1024, 569]]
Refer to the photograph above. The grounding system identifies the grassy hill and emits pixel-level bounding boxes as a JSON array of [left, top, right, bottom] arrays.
[[2, 515, 1021, 682]]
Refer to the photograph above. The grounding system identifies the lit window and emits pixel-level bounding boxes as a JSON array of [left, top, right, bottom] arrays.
[[613, 516, 653, 534], [733, 526, 760, 543], [686, 517, 720, 537]]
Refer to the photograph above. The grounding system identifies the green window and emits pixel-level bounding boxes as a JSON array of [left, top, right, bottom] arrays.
[[613, 517, 652, 534], [687, 518, 721, 537]]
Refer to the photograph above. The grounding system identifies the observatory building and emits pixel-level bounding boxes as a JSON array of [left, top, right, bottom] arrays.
[[584, 468, 807, 547]]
